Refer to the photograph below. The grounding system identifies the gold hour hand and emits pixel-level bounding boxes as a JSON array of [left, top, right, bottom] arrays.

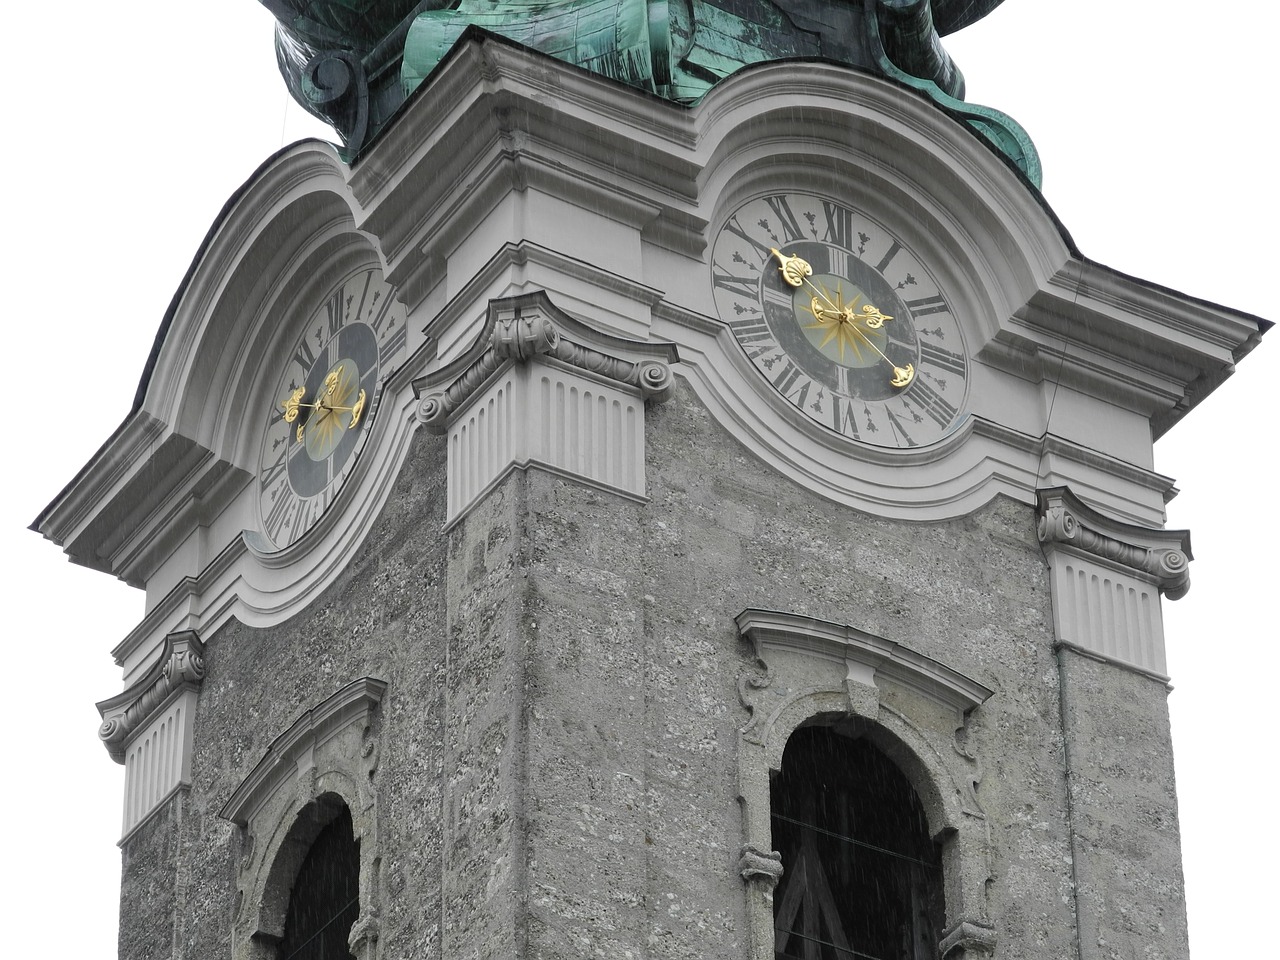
[[852, 304, 892, 329], [809, 296, 844, 323], [315, 389, 366, 420]]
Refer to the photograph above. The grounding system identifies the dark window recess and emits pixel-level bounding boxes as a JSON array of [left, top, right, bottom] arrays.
[[772, 726, 944, 960], [279, 805, 360, 960]]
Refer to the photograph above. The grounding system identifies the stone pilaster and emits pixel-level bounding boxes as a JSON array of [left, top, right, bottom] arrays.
[[414, 291, 677, 524], [97, 629, 206, 838], [1038, 487, 1191, 960]]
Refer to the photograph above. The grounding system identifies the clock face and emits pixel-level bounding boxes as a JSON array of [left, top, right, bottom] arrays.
[[256, 265, 408, 550], [711, 192, 969, 448]]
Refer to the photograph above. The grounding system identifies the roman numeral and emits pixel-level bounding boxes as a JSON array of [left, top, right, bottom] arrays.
[[713, 268, 758, 299], [260, 449, 287, 490], [290, 496, 321, 543], [730, 316, 772, 343], [326, 285, 346, 337], [919, 341, 966, 376], [875, 241, 902, 274], [836, 366, 853, 396], [905, 294, 950, 317], [263, 488, 295, 542], [904, 379, 958, 428], [723, 214, 774, 260], [822, 202, 854, 248], [293, 338, 316, 373], [764, 195, 805, 243], [352, 271, 373, 324], [369, 290, 393, 334], [732, 318, 778, 361], [774, 361, 812, 409], [830, 398, 861, 439], [883, 406, 917, 447]]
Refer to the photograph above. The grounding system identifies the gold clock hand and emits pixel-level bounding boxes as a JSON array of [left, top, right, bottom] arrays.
[[843, 322, 914, 387], [771, 248, 847, 315], [848, 304, 892, 330], [313, 389, 367, 424], [771, 247, 912, 387]]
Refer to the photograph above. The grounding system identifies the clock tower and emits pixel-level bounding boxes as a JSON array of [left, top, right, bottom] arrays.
[[34, 5, 1267, 960]]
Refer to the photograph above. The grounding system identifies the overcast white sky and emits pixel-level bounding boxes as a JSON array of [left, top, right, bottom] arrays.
[[5, 2, 1275, 956]]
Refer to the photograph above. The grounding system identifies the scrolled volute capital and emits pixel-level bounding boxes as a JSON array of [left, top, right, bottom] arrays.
[[415, 393, 449, 432], [492, 313, 559, 361], [414, 345, 504, 434], [1036, 503, 1078, 543], [738, 845, 784, 889], [1036, 486, 1193, 599], [96, 630, 207, 764], [634, 359, 675, 402], [1147, 547, 1190, 600], [162, 645, 206, 686], [413, 292, 679, 435]]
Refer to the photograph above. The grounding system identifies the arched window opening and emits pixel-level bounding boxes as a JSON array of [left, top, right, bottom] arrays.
[[772, 725, 943, 960], [278, 804, 360, 960]]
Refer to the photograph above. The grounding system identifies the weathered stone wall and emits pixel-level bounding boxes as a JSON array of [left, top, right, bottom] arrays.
[[117, 381, 1187, 960], [1058, 649, 1189, 960], [119, 802, 181, 960], [513, 383, 1080, 959], [120, 429, 457, 958]]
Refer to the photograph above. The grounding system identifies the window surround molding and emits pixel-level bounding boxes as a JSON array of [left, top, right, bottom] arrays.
[[220, 677, 388, 960], [734, 609, 998, 960]]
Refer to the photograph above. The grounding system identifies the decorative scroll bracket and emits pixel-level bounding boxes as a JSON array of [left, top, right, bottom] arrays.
[[97, 630, 206, 764], [96, 630, 206, 838], [1037, 486, 1192, 680], [413, 292, 678, 522]]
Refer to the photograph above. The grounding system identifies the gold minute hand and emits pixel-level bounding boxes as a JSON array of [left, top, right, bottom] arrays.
[[770, 247, 850, 319], [845, 323, 915, 388]]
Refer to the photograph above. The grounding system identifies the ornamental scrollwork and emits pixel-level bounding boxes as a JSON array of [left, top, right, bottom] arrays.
[[97, 630, 206, 763], [1036, 487, 1191, 600], [416, 295, 676, 433]]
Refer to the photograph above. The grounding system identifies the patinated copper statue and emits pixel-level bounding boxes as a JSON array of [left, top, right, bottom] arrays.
[[261, 0, 1037, 182]]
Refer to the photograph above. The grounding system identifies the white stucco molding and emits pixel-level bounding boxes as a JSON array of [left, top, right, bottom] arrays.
[[735, 609, 994, 728], [220, 677, 388, 960], [733, 608, 995, 960], [1037, 486, 1191, 681], [38, 43, 1264, 698], [413, 290, 678, 522], [97, 629, 206, 762], [95, 629, 206, 838]]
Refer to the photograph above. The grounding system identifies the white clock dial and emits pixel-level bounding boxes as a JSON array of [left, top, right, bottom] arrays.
[[712, 192, 969, 448], [256, 265, 408, 550]]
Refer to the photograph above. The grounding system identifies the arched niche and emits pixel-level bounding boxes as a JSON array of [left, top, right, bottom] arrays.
[[220, 678, 386, 960], [734, 609, 998, 960], [772, 722, 945, 960]]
